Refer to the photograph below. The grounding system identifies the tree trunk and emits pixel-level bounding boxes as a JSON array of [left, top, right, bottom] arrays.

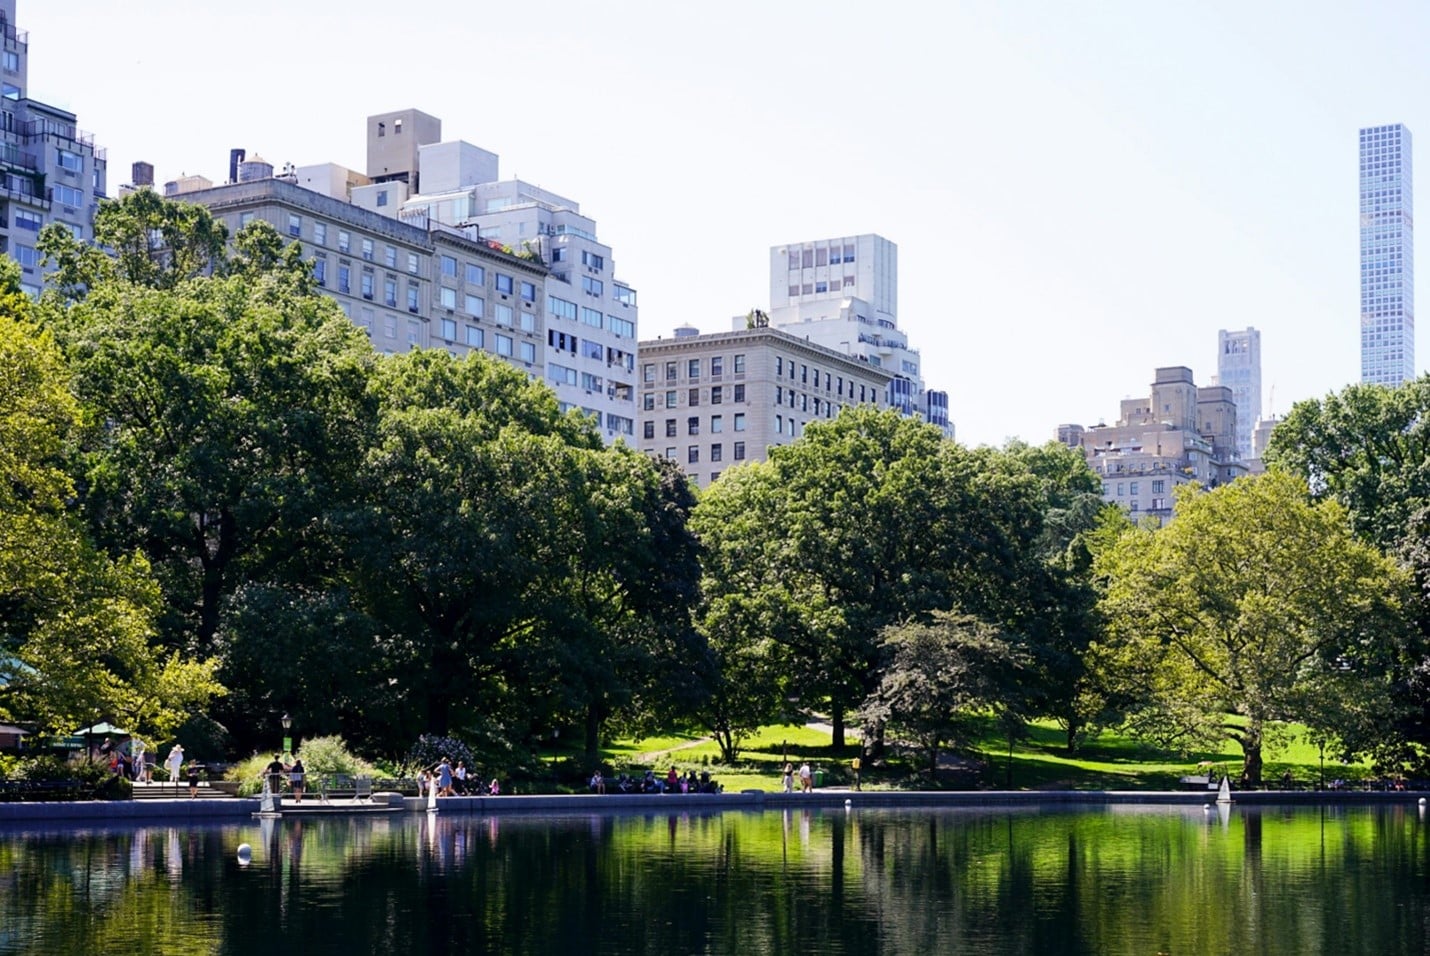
[[1064, 717, 1081, 755], [831, 702, 845, 750], [584, 704, 600, 757], [1240, 721, 1264, 787]]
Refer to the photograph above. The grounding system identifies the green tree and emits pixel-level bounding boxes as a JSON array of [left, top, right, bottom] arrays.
[[0, 262, 221, 738], [861, 611, 1028, 776], [1094, 472, 1412, 785], [695, 408, 1052, 751]]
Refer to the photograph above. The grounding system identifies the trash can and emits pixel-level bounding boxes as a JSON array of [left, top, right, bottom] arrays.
[[814, 770, 825, 788]]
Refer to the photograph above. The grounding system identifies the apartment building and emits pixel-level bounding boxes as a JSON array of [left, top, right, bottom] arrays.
[[1360, 124, 1414, 385], [1058, 366, 1247, 524], [637, 325, 892, 488], [764, 234, 951, 436], [0, 0, 107, 294]]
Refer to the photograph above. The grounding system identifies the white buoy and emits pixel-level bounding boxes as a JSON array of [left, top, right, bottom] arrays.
[[236, 843, 252, 865], [1203, 804, 1212, 811], [1419, 797, 1426, 806]]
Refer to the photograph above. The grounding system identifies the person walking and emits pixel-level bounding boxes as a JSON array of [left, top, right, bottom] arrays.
[[851, 754, 862, 791], [165, 744, 184, 792], [186, 761, 200, 798], [798, 761, 812, 793], [436, 757, 454, 797], [782, 763, 794, 793]]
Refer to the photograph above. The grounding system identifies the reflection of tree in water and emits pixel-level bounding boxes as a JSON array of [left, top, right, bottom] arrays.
[[1, 810, 1429, 954]]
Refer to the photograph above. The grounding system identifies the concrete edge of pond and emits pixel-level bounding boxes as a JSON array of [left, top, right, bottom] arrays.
[[3, 788, 1427, 823]]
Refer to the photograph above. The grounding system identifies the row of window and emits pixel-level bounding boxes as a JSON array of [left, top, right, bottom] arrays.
[[644, 354, 749, 382], [642, 384, 748, 411], [787, 244, 857, 269], [650, 413, 749, 439], [675, 442, 746, 465]]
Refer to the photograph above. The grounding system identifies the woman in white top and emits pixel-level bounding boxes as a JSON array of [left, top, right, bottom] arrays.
[[165, 745, 184, 789]]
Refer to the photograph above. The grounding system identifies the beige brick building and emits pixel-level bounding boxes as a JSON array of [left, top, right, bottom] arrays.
[[637, 325, 892, 488]]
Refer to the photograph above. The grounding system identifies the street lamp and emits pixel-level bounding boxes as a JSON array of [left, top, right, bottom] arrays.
[[281, 713, 292, 757]]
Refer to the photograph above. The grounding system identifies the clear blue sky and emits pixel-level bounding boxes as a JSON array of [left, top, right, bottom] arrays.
[[25, 1, 1430, 446]]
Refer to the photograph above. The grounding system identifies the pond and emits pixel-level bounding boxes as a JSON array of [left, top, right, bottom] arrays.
[[0, 804, 1426, 954]]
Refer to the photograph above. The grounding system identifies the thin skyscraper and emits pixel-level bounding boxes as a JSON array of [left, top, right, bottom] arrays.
[[1359, 124, 1414, 385]]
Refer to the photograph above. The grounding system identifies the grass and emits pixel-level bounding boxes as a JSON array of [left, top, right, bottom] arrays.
[[592, 717, 1376, 793]]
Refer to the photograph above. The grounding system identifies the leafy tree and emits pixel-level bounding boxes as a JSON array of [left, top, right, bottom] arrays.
[[695, 408, 1052, 751], [861, 612, 1027, 775], [1094, 472, 1413, 785], [0, 260, 221, 738]]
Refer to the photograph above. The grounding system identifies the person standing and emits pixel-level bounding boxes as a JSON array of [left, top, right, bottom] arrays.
[[436, 757, 454, 797], [454, 761, 468, 795], [851, 755, 862, 791], [289, 757, 306, 803], [798, 761, 812, 793], [782, 763, 794, 793], [264, 754, 286, 799], [186, 761, 200, 798], [165, 744, 184, 792]]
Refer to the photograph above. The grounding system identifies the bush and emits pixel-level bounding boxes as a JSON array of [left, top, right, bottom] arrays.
[[407, 735, 476, 774], [227, 736, 375, 796]]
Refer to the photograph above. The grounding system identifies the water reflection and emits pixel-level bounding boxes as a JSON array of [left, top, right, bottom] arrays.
[[0, 805, 1426, 955]]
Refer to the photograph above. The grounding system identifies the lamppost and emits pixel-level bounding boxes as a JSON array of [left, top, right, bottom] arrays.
[[281, 713, 292, 758], [552, 728, 560, 783]]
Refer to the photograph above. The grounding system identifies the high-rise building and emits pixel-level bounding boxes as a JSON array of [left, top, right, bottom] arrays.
[[1216, 327, 1260, 460], [763, 234, 951, 437], [0, 0, 107, 295], [1360, 124, 1414, 385]]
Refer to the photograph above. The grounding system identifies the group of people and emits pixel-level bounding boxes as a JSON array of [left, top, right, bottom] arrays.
[[782, 761, 815, 793], [589, 768, 723, 795], [419, 757, 500, 797]]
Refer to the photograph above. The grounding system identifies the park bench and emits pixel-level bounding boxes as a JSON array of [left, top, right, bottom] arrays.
[[317, 774, 375, 803]]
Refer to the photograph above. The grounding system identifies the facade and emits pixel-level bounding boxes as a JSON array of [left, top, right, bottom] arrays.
[[636, 325, 892, 488], [400, 170, 638, 441], [1215, 327, 1260, 460], [1058, 366, 1247, 524], [1360, 124, 1414, 385], [174, 177, 546, 374], [0, 0, 107, 295], [764, 234, 951, 436]]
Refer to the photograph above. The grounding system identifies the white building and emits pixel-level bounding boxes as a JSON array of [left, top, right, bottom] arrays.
[[383, 115, 638, 444], [762, 234, 950, 436], [0, 0, 107, 295], [1215, 327, 1260, 461]]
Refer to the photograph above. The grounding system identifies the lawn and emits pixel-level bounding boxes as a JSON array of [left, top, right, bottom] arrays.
[[594, 717, 1374, 793]]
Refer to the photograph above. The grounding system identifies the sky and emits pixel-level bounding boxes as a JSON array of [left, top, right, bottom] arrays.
[[21, 1, 1430, 447]]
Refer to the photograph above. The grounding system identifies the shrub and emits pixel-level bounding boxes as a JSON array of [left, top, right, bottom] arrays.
[[227, 736, 376, 796], [407, 735, 475, 774]]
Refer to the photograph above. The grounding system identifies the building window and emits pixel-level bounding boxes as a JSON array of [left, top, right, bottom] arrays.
[[665, 361, 677, 381], [56, 149, 82, 172], [495, 334, 513, 357], [549, 296, 577, 320], [407, 283, 420, 312], [711, 386, 723, 404], [734, 413, 746, 432], [609, 317, 635, 338], [440, 287, 457, 309], [689, 388, 700, 407], [238, 211, 255, 229], [582, 250, 605, 270], [776, 415, 784, 435], [710, 415, 723, 433], [440, 318, 457, 340], [642, 393, 655, 411], [313, 223, 327, 247], [494, 303, 513, 326], [665, 390, 677, 407], [361, 272, 375, 299], [408, 252, 420, 275], [440, 255, 457, 277], [1152, 480, 1165, 493], [312, 257, 326, 286], [734, 354, 745, 374], [361, 238, 374, 261], [466, 325, 484, 347], [688, 446, 699, 464], [711, 444, 723, 462], [288, 214, 301, 237], [643, 363, 655, 383], [337, 264, 351, 294], [688, 417, 699, 436], [14, 209, 42, 231], [643, 421, 655, 440], [465, 294, 484, 316], [376, 191, 388, 207], [734, 441, 745, 460], [582, 307, 604, 328], [665, 419, 677, 438], [496, 273, 514, 294], [385, 245, 397, 268], [467, 263, 485, 285], [407, 320, 421, 345], [734, 384, 745, 402], [384, 277, 398, 307], [520, 341, 536, 363], [338, 231, 351, 253], [520, 281, 536, 302], [582, 275, 603, 296]]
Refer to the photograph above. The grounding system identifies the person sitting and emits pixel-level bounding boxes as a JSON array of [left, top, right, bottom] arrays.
[[488, 777, 501, 796], [589, 770, 606, 794]]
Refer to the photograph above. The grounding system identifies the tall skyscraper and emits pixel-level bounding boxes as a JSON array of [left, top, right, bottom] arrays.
[[1360, 124, 1414, 385], [1216, 327, 1260, 460]]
